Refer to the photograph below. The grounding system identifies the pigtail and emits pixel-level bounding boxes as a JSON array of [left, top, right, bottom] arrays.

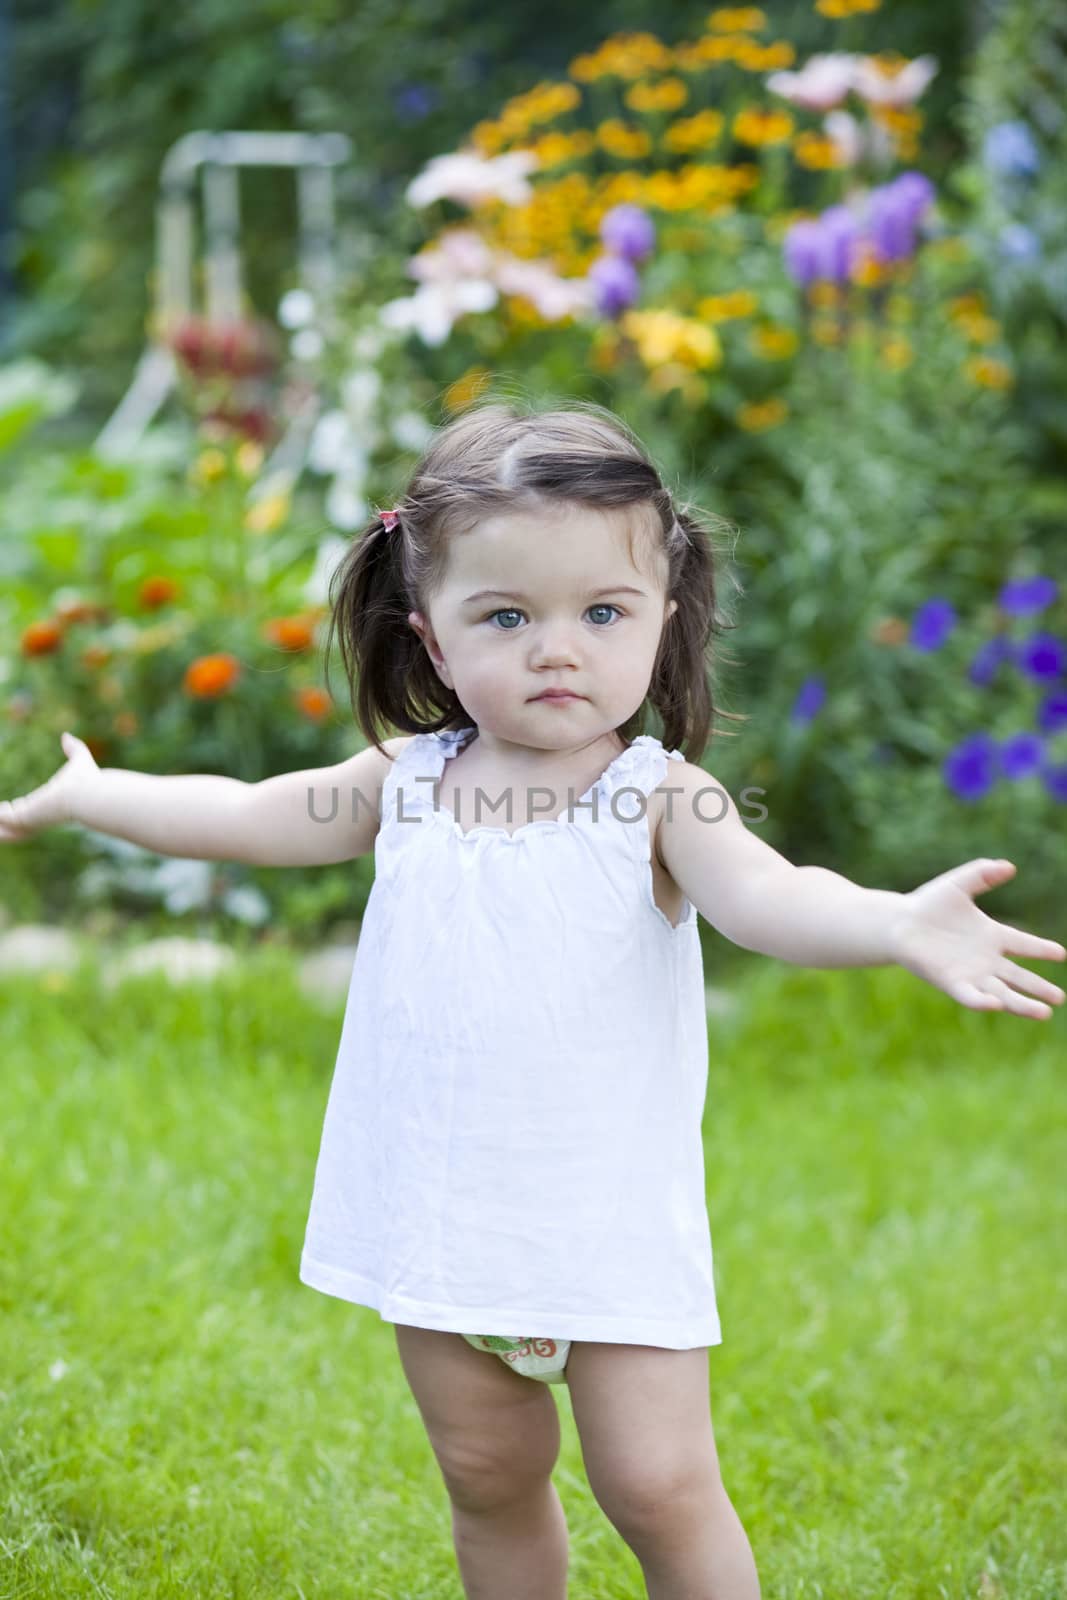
[[645, 505, 747, 764], [322, 511, 462, 757]]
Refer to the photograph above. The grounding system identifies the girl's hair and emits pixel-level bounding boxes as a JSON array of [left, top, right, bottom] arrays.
[[324, 396, 745, 764]]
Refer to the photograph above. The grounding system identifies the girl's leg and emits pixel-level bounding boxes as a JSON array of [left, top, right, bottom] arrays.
[[394, 1324, 569, 1600], [565, 1341, 760, 1600]]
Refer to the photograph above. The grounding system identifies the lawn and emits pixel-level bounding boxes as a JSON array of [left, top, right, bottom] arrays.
[[1, 945, 1064, 1598]]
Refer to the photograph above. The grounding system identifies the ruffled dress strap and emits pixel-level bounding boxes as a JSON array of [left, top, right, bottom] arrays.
[[379, 726, 469, 828]]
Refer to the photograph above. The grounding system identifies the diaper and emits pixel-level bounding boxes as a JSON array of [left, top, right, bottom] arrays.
[[460, 1333, 571, 1384]]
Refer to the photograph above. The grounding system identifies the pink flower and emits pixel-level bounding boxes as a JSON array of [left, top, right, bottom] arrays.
[[852, 54, 938, 107], [379, 279, 498, 346], [405, 148, 539, 209], [408, 228, 497, 283], [823, 110, 864, 168], [766, 53, 859, 112], [493, 255, 595, 320]]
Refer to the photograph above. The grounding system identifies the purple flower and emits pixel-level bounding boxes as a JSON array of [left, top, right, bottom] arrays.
[[983, 121, 1040, 180], [783, 220, 825, 285], [599, 204, 656, 263], [999, 732, 1045, 780], [910, 597, 957, 652], [867, 186, 917, 263], [588, 254, 642, 318], [943, 733, 998, 802], [999, 223, 1041, 261], [968, 636, 1015, 687], [818, 205, 860, 282], [998, 574, 1058, 615], [1043, 763, 1067, 803], [1037, 689, 1067, 734], [1017, 631, 1067, 682], [887, 170, 936, 221], [791, 674, 826, 722]]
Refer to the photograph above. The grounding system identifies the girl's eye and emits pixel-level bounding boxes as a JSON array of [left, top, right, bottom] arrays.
[[488, 609, 524, 630], [485, 605, 621, 630]]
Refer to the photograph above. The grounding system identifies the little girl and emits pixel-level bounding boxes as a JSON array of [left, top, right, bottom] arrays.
[[3, 400, 1064, 1600]]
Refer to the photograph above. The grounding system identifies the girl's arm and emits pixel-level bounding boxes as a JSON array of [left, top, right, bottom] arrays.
[[0, 731, 410, 866], [656, 762, 1066, 1020]]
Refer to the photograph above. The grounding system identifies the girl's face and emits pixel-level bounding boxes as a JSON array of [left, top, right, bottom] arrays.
[[408, 502, 678, 751]]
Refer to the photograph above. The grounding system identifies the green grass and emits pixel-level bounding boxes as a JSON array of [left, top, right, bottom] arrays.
[[1, 946, 1064, 1598]]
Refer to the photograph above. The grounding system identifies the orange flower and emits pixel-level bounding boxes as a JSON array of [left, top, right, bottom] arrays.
[[84, 737, 110, 763], [871, 617, 908, 645], [183, 653, 241, 698], [296, 686, 333, 722], [113, 711, 140, 737], [139, 575, 181, 609], [81, 644, 112, 669], [263, 615, 316, 652], [21, 619, 64, 657]]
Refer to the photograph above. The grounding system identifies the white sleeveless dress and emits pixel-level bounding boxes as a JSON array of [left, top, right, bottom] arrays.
[[299, 725, 721, 1349]]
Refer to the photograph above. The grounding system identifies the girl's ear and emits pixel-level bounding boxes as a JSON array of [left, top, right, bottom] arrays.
[[666, 599, 679, 620], [408, 610, 454, 689]]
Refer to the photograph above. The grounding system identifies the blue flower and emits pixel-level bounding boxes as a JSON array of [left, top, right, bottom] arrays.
[[968, 636, 1015, 687], [982, 121, 1040, 180], [1043, 763, 1067, 803], [393, 82, 439, 121], [998, 574, 1058, 615], [943, 733, 998, 801], [999, 223, 1041, 261], [999, 732, 1045, 780], [910, 597, 957, 651], [791, 675, 826, 723], [1017, 632, 1067, 682], [1037, 689, 1067, 734], [783, 220, 824, 286]]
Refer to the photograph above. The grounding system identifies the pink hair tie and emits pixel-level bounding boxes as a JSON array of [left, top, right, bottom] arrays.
[[380, 508, 401, 531]]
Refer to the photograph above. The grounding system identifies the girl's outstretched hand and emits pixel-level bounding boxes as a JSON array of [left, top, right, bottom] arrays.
[[889, 858, 1067, 1020], [0, 731, 98, 842]]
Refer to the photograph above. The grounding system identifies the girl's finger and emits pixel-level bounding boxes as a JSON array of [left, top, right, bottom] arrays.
[[993, 924, 1067, 961], [984, 972, 1054, 1021], [996, 958, 1066, 1006]]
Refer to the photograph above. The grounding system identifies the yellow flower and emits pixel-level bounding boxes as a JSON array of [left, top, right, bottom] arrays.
[[750, 323, 799, 359], [235, 441, 264, 479], [697, 289, 759, 321], [243, 492, 290, 533], [948, 292, 987, 321], [693, 35, 743, 63], [809, 283, 842, 309], [569, 52, 607, 83], [625, 77, 690, 114], [191, 447, 227, 486], [850, 246, 889, 288], [761, 41, 797, 68], [648, 362, 710, 403], [793, 131, 846, 170], [443, 366, 493, 414], [621, 309, 723, 369], [816, 0, 881, 15], [880, 334, 914, 370], [707, 7, 767, 31], [957, 313, 1001, 344], [811, 317, 844, 345], [737, 397, 788, 431], [964, 356, 1013, 390], [732, 106, 794, 146], [596, 119, 653, 159], [662, 109, 725, 153]]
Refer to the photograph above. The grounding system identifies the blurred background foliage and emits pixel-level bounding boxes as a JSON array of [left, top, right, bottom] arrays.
[[2, 0, 1065, 945]]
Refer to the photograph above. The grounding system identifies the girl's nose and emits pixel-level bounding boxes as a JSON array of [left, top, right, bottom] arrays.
[[528, 626, 582, 667]]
